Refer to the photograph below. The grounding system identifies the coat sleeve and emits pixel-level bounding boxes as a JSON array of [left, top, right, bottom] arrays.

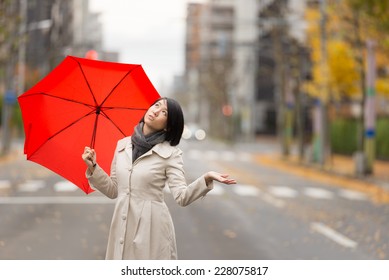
[[166, 148, 213, 207], [85, 144, 119, 199]]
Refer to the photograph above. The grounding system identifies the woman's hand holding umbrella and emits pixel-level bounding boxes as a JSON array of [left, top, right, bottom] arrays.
[[82, 147, 97, 172]]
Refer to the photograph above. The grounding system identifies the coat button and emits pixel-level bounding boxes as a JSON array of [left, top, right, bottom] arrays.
[[122, 215, 126, 220], [119, 238, 124, 244]]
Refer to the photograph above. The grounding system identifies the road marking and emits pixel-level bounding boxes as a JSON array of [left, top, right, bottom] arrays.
[[0, 196, 115, 205], [238, 152, 252, 162], [220, 151, 236, 162], [311, 222, 358, 249], [187, 149, 252, 162], [232, 185, 261, 196], [268, 186, 298, 198], [208, 184, 226, 195], [53, 181, 78, 192], [304, 187, 334, 199], [187, 150, 202, 160], [18, 180, 45, 192], [206, 151, 219, 161], [0, 180, 11, 190], [338, 190, 368, 201], [261, 193, 286, 208]]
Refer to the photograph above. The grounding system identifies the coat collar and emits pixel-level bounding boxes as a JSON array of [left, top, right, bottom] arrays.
[[151, 141, 176, 159], [117, 137, 175, 161]]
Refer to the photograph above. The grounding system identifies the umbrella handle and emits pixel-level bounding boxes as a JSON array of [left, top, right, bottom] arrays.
[[90, 109, 100, 149]]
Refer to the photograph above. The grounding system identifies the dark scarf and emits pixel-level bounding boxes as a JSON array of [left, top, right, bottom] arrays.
[[131, 122, 166, 163]]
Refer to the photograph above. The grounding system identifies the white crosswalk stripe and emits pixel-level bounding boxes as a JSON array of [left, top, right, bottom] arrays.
[[207, 184, 225, 195], [0, 180, 11, 190], [53, 181, 79, 192], [0, 177, 371, 205], [0, 196, 114, 205], [268, 186, 299, 198], [232, 185, 261, 196], [207, 184, 261, 197], [338, 189, 368, 201], [304, 187, 334, 199], [18, 180, 45, 192], [186, 149, 252, 162]]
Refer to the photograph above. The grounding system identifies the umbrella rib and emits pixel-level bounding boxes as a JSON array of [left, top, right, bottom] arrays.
[[100, 65, 141, 107], [27, 111, 96, 159], [19, 92, 95, 109], [48, 110, 96, 141], [72, 56, 99, 106], [102, 106, 148, 111], [100, 111, 127, 137]]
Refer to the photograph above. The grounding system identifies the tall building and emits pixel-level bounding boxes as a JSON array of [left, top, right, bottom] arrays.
[[184, 0, 235, 139], [72, 0, 103, 58], [184, 0, 308, 140], [185, 0, 257, 140], [24, 0, 105, 88], [256, 0, 309, 134], [25, 0, 71, 77]]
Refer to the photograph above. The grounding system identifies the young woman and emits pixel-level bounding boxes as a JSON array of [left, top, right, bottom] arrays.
[[82, 97, 236, 259]]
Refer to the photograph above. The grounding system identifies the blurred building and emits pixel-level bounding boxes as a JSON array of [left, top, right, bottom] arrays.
[[0, 0, 117, 153], [257, 0, 309, 135], [22, 0, 117, 90], [72, 0, 104, 59], [183, 0, 309, 140]]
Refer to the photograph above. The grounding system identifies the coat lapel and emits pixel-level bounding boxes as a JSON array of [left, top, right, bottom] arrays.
[[117, 137, 133, 169]]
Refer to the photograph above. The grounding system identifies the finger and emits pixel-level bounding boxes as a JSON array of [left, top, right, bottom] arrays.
[[224, 181, 236, 185], [222, 178, 236, 184]]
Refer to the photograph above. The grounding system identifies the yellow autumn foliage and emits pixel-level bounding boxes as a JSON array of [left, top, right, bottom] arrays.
[[327, 40, 360, 99], [303, 2, 389, 101]]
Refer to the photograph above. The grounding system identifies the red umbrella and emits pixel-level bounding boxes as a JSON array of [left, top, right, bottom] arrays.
[[18, 56, 160, 194]]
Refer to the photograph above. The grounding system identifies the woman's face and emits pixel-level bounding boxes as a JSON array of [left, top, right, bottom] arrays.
[[143, 99, 168, 133]]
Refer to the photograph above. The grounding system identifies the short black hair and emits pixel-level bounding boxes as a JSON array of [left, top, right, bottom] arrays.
[[141, 97, 184, 146]]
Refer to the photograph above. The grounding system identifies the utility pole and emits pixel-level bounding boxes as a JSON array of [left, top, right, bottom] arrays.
[[363, 39, 376, 174], [18, 0, 27, 95], [312, 0, 329, 166], [1, 1, 20, 155]]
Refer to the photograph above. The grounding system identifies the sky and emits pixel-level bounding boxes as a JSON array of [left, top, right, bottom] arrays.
[[89, 0, 204, 93]]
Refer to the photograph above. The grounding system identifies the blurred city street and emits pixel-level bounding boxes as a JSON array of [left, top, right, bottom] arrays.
[[0, 137, 388, 260]]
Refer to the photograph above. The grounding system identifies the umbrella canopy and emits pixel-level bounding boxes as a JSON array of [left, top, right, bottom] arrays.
[[18, 56, 160, 194]]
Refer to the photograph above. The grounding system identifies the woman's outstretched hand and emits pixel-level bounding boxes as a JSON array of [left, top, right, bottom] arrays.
[[204, 171, 236, 186]]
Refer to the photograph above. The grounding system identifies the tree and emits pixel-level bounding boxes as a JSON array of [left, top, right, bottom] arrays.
[[304, 0, 389, 174], [0, 0, 22, 154]]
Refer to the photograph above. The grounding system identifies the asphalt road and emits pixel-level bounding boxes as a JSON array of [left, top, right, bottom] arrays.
[[0, 138, 388, 259]]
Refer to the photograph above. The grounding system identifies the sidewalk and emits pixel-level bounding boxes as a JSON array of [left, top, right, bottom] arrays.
[[254, 138, 389, 204]]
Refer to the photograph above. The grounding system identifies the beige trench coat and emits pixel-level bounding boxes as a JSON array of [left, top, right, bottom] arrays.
[[86, 136, 213, 260]]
